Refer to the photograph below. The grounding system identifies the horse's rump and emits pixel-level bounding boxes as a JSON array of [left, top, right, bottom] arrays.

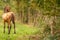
[[2, 12, 15, 22]]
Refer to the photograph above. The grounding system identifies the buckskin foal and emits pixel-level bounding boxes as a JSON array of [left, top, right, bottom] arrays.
[[2, 12, 16, 34]]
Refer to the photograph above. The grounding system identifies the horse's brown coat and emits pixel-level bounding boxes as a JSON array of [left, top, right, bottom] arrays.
[[2, 12, 16, 34]]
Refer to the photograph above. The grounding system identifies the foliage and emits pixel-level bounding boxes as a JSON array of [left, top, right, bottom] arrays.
[[0, 0, 60, 40]]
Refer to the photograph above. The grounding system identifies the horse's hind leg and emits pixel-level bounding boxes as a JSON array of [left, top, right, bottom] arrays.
[[12, 21, 16, 34], [14, 22, 16, 34], [8, 21, 11, 34], [3, 21, 5, 33], [8, 25, 11, 34]]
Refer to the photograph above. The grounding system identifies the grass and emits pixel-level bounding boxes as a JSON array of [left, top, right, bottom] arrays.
[[0, 21, 39, 40]]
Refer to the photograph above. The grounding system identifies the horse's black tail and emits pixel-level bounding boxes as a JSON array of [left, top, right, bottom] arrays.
[[11, 13, 15, 24]]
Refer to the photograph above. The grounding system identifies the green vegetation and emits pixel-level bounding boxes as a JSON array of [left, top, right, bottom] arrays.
[[0, 0, 60, 40], [0, 22, 39, 40]]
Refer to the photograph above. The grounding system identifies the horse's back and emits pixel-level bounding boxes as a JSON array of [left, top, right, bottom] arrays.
[[2, 12, 15, 20]]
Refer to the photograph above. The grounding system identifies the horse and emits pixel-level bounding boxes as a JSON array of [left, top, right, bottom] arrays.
[[2, 12, 16, 34]]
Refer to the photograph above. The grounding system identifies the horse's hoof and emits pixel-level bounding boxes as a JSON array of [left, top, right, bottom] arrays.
[[3, 31, 5, 33], [14, 32, 16, 34], [3, 32, 5, 33], [8, 33, 10, 34]]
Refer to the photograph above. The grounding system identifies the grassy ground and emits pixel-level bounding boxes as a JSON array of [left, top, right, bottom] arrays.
[[0, 21, 39, 40]]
